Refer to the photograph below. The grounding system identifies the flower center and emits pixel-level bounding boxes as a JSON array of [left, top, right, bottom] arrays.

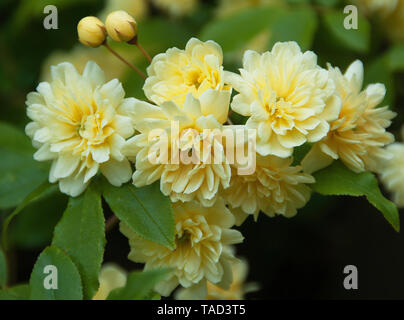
[[185, 69, 204, 89], [78, 112, 112, 145]]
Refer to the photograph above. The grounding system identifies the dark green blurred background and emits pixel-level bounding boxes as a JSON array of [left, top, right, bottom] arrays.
[[1, 0, 404, 299]]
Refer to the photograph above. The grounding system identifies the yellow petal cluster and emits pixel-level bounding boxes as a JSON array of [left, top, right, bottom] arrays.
[[380, 126, 404, 207], [226, 42, 342, 158], [143, 38, 230, 106], [223, 155, 314, 221], [26, 61, 134, 196], [123, 91, 232, 207], [93, 264, 127, 300], [302, 60, 396, 174], [120, 199, 244, 297], [176, 254, 258, 300]]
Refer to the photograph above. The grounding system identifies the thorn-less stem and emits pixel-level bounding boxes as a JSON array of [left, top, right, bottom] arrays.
[[105, 214, 119, 233], [103, 42, 146, 80], [136, 42, 152, 63], [129, 37, 152, 63]]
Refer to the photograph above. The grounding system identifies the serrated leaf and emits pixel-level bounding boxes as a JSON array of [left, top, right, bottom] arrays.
[[268, 7, 318, 51], [102, 181, 175, 249], [323, 10, 370, 53], [107, 269, 171, 300], [312, 161, 400, 232], [1, 181, 53, 250], [200, 6, 285, 53], [0, 284, 30, 300], [29, 246, 83, 300], [0, 122, 49, 210], [0, 248, 6, 288], [52, 185, 105, 300]]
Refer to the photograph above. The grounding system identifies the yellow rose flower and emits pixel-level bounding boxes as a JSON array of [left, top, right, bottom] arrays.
[[302, 60, 396, 174], [143, 38, 230, 106], [223, 154, 314, 221], [120, 199, 244, 297], [380, 126, 404, 207], [151, 0, 198, 17], [123, 91, 232, 207], [225, 42, 342, 158], [93, 264, 127, 300], [176, 255, 259, 300], [26, 61, 135, 196]]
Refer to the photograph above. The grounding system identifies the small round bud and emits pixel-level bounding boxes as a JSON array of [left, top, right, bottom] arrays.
[[77, 16, 107, 48], [105, 10, 138, 42]]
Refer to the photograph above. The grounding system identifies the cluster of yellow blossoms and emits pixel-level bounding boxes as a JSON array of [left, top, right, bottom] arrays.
[[26, 10, 396, 299]]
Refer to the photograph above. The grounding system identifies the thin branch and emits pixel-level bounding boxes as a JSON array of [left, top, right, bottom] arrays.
[[105, 215, 119, 233], [103, 42, 146, 80]]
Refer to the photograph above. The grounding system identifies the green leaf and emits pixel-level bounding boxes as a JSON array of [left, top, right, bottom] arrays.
[[52, 185, 105, 300], [323, 10, 370, 53], [29, 246, 83, 300], [0, 248, 6, 288], [0, 122, 48, 210], [386, 44, 404, 72], [139, 18, 193, 55], [364, 57, 395, 108], [107, 269, 171, 300], [312, 161, 400, 232], [10, 191, 67, 249], [315, 0, 339, 6], [1, 181, 53, 250], [200, 6, 285, 53], [0, 284, 30, 300], [102, 181, 175, 249], [268, 7, 318, 51], [292, 143, 312, 166]]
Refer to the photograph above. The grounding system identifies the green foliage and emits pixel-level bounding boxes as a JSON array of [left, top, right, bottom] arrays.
[[201, 6, 284, 53], [0, 284, 30, 300], [10, 191, 67, 249], [387, 44, 404, 72], [323, 10, 370, 53], [0, 122, 48, 210], [312, 161, 400, 232], [1, 181, 54, 250], [0, 248, 6, 288], [364, 57, 395, 107], [201, 5, 318, 54], [52, 185, 105, 300], [29, 246, 83, 300], [107, 269, 171, 300], [268, 7, 318, 51], [102, 181, 175, 250]]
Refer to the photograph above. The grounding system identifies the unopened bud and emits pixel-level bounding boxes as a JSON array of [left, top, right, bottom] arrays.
[[77, 16, 106, 47], [105, 10, 138, 42]]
